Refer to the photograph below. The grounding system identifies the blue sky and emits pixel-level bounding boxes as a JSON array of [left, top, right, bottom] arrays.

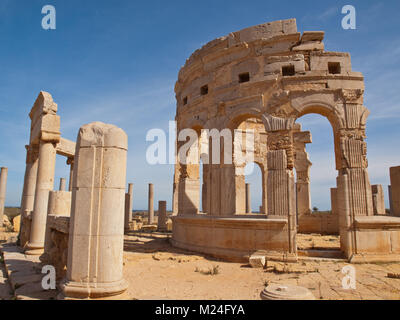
[[0, 0, 399, 210]]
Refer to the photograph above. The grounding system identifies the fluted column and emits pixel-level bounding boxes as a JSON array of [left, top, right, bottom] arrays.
[[61, 122, 128, 299]]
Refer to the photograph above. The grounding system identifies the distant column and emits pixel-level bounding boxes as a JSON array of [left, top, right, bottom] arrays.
[[25, 141, 57, 255], [124, 183, 133, 230], [0, 167, 8, 227], [157, 201, 167, 232], [148, 183, 154, 224], [59, 178, 67, 191], [245, 183, 251, 214], [61, 122, 128, 299]]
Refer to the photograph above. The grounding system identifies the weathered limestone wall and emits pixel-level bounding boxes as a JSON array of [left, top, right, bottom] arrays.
[[298, 213, 339, 235], [172, 215, 291, 262], [61, 122, 128, 299]]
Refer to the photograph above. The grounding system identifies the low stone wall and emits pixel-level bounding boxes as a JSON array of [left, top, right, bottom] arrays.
[[350, 216, 400, 263], [298, 212, 339, 235], [44, 214, 69, 280], [171, 214, 290, 262]]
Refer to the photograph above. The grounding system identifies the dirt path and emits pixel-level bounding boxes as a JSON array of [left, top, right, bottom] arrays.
[[123, 232, 400, 300]]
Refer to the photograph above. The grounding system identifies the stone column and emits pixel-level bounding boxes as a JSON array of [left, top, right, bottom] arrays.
[[25, 141, 57, 255], [124, 183, 133, 230], [371, 184, 385, 215], [263, 115, 297, 255], [59, 178, 67, 191], [148, 183, 154, 224], [19, 145, 39, 247], [61, 122, 128, 299], [67, 157, 74, 192], [245, 183, 251, 213], [0, 167, 8, 227], [157, 201, 167, 232], [390, 166, 400, 217], [293, 127, 312, 216]]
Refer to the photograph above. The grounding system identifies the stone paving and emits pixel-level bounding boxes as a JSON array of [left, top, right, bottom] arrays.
[[0, 243, 58, 300]]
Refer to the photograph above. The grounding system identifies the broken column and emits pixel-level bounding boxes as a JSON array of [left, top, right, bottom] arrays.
[[148, 183, 154, 224], [0, 167, 8, 227], [25, 91, 60, 255], [41, 189, 71, 264], [245, 183, 251, 213], [59, 178, 67, 191], [157, 201, 167, 232], [390, 166, 400, 217], [61, 122, 128, 299], [124, 183, 133, 231], [371, 184, 385, 215]]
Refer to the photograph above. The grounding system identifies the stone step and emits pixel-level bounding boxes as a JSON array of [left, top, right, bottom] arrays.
[[298, 249, 345, 259]]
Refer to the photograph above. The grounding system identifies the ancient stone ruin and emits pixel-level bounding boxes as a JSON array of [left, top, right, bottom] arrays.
[[0, 18, 399, 300], [171, 18, 400, 264]]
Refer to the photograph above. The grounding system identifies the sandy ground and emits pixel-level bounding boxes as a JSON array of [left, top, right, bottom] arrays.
[[123, 232, 400, 300]]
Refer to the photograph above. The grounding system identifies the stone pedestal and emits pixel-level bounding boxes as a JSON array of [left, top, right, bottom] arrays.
[[260, 284, 315, 300], [157, 201, 167, 232], [26, 141, 57, 255], [0, 167, 8, 228], [61, 122, 128, 299]]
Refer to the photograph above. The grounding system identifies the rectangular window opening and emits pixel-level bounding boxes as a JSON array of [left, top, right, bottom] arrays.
[[200, 85, 208, 96], [282, 65, 295, 76], [328, 62, 341, 74], [239, 72, 250, 83], [183, 96, 188, 105]]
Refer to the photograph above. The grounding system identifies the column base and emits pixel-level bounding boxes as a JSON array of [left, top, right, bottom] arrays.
[[59, 278, 129, 300], [24, 242, 44, 255]]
